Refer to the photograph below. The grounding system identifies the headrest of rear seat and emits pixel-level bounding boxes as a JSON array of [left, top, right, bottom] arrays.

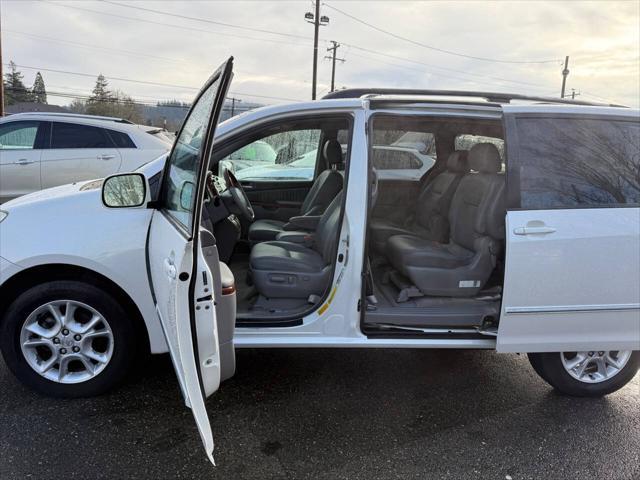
[[446, 151, 470, 173], [469, 143, 501, 173], [323, 139, 343, 165]]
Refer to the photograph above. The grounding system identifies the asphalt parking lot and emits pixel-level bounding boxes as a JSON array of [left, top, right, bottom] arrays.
[[1, 348, 638, 479]]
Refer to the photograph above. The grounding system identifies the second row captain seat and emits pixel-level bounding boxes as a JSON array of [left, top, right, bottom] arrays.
[[370, 151, 469, 253], [386, 143, 505, 297]]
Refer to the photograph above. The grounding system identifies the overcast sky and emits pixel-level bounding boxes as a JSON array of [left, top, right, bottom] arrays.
[[2, 0, 639, 108]]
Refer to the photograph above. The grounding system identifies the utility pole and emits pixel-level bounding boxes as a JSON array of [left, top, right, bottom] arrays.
[[560, 55, 570, 98], [324, 41, 345, 93], [305, 2, 329, 100], [229, 97, 241, 117], [570, 88, 580, 100]]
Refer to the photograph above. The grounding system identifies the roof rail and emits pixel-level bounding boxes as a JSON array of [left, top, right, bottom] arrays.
[[10, 112, 135, 123], [322, 88, 626, 108]]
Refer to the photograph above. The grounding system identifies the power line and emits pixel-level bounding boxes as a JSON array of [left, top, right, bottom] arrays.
[[5, 29, 312, 85], [3, 64, 305, 102], [4, 86, 257, 112], [44, 1, 314, 48], [42, 0, 551, 92], [340, 43, 553, 90], [323, 2, 561, 65], [5, 29, 190, 65], [344, 49, 552, 93], [100, 0, 311, 41]]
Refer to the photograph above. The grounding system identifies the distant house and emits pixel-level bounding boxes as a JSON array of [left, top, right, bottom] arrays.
[[5, 102, 69, 115]]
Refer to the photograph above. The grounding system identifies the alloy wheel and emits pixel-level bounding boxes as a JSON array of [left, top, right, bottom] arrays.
[[19, 300, 114, 384], [560, 350, 632, 384]]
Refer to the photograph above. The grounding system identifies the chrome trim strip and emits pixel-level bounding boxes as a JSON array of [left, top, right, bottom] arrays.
[[505, 303, 640, 314]]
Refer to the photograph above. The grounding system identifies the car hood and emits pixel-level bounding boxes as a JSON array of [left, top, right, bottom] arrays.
[[1, 180, 98, 210]]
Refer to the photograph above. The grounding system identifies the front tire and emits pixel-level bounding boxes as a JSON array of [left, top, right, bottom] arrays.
[[0, 280, 137, 398], [528, 350, 639, 397]]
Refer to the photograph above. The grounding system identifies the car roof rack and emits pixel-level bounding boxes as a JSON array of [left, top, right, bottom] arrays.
[[10, 112, 135, 124], [322, 88, 626, 108]]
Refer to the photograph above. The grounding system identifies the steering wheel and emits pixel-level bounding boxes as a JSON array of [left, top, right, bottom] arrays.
[[223, 169, 255, 222]]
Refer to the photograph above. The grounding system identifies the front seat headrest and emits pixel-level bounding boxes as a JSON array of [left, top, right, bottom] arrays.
[[323, 139, 343, 165], [446, 151, 469, 173], [469, 143, 501, 173]]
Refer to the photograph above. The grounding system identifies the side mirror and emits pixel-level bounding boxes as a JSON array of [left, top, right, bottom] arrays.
[[102, 173, 147, 208], [180, 181, 195, 210]]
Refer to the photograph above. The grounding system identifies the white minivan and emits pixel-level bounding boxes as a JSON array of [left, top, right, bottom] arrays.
[[0, 59, 638, 464]]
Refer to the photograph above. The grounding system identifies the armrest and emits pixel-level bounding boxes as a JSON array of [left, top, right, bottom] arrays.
[[276, 231, 314, 246], [283, 215, 321, 231]]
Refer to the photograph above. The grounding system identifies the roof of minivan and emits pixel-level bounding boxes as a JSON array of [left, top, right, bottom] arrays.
[[323, 88, 628, 108], [216, 94, 636, 139]]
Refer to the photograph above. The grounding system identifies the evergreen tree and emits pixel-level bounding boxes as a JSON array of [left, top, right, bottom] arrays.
[[3, 61, 32, 105], [86, 74, 112, 115], [31, 72, 47, 104]]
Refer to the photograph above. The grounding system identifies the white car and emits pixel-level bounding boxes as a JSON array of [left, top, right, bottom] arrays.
[[0, 112, 171, 203], [233, 145, 434, 181], [0, 59, 639, 465]]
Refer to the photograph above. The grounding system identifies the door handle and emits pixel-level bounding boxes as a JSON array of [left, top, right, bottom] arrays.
[[14, 158, 34, 165], [97, 154, 115, 160], [164, 258, 177, 279], [513, 226, 556, 235]]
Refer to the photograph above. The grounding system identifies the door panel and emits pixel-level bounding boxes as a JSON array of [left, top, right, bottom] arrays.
[[242, 179, 312, 222], [0, 120, 43, 202], [41, 148, 122, 189], [0, 149, 41, 202], [498, 208, 640, 353], [146, 57, 234, 464]]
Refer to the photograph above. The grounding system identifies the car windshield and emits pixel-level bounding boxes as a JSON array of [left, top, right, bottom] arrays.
[[228, 141, 277, 163]]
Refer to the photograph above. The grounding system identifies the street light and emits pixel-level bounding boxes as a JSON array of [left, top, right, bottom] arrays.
[[305, 3, 330, 100], [304, 12, 329, 26]]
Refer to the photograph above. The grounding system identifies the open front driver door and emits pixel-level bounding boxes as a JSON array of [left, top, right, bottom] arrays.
[[145, 58, 233, 464]]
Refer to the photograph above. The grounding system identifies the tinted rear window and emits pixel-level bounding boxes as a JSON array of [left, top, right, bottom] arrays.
[[51, 122, 113, 149], [512, 117, 640, 208], [106, 129, 136, 148]]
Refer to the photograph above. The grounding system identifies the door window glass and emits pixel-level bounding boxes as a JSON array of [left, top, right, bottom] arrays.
[[51, 123, 113, 149], [0, 121, 39, 150], [371, 124, 436, 180], [106, 129, 136, 148], [220, 130, 322, 181], [455, 134, 505, 169], [161, 77, 220, 231], [513, 117, 640, 208]]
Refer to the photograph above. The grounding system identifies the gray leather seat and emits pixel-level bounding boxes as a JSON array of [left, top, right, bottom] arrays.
[[250, 192, 343, 299], [370, 151, 469, 252], [387, 143, 505, 297], [248, 139, 344, 243]]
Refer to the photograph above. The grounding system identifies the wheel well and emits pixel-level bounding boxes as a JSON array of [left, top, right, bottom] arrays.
[[0, 264, 150, 355]]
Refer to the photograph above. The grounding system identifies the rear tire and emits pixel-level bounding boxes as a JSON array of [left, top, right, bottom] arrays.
[[527, 352, 551, 383], [528, 351, 639, 397], [0, 280, 137, 398]]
